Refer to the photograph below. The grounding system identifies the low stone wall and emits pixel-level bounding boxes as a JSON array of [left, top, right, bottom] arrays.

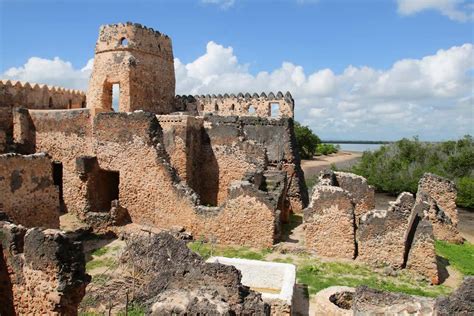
[[0, 153, 60, 228], [0, 221, 90, 315], [304, 185, 355, 259]]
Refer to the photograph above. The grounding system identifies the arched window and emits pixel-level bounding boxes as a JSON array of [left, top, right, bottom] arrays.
[[48, 97, 53, 108], [215, 103, 219, 112], [120, 37, 129, 47], [68, 99, 72, 109], [230, 104, 235, 111]]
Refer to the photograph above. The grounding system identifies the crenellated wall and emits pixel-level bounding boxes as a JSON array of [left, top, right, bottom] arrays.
[[0, 79, 86, 150], [174, 91, 295, 118]]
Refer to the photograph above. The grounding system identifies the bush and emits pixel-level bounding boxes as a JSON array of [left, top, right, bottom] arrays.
[[294, 121, 321, 159], [316, 143, 340, 155], [351, 136, 474, 208]]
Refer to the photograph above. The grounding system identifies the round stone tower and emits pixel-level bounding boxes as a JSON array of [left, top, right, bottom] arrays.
[[86, 22, 175, 114]]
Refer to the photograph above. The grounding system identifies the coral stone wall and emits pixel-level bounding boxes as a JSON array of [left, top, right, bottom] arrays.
[[15, 109, 94, 218], [334, 171, 375, 222], [0, 80, 85, 145], [357, 192, 415, 268], [175, 91, 294, 118], [304, 185, 355, 259], [87, 23, 175, 114], [0, 222, 90, 315], [14, 109, 278, 248], [0, 153, 60, 228], [418, 173, 458, 226]]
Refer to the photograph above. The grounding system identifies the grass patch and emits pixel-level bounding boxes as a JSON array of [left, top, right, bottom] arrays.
[[91, 246, 110, 257], [117, 304, 145, 316], [435, 240, 474, 275], [188, 242, 271, 261], [272, 257, 294, 264], [86, 257, 117, 271], [297, 260, 451, 298], [305, 175, 318, 192]]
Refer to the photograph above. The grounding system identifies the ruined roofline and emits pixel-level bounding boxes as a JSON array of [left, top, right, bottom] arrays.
[[0, 79, 86, 96], [176, 91, 294, 103], [99, 21, 170, 39]]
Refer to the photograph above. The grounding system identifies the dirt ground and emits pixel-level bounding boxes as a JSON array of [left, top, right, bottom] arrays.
[[301, 151, 362, 180]]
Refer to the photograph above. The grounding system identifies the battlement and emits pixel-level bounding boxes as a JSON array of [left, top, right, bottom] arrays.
[[175, 91, 295, 118], [95, 22, 173, 58], [0, 79, 85, 97]]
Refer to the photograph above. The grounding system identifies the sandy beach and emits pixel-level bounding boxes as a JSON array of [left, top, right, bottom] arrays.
[[301, 151, 363, 180]]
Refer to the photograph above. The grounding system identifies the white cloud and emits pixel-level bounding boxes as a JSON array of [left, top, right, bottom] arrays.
[[2, 57, 93, 90], [397, 0, 474, 22], [201, 0, 235, 9], [2, 42, 473, 140]]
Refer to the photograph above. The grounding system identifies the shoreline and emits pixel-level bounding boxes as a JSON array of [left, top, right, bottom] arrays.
[[301, 150, 363, 179]]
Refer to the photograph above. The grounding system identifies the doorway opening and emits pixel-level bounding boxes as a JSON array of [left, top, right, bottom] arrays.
[[112, 84, 120, 112], [52, 161, 65, 213]]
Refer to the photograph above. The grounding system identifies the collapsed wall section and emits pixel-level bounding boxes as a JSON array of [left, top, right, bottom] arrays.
[[0, 222, 90, 315], [0, 153, 60, 228]]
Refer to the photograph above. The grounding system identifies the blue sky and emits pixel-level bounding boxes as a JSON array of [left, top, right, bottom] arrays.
[[1, 0, 473, 140]]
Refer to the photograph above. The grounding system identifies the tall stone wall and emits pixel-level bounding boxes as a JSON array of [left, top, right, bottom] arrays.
[[0, 222, 90, 315], [175, 91, 294, 118], [87, 23, 175, 114], [13, 109, 279, 248], [0, 153, 60, 228]]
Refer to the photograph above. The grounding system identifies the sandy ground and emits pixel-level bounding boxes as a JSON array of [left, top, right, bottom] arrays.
[[301, 151, 362, 180]]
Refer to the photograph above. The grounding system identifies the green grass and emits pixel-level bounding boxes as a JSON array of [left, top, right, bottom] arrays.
[[305, 175, 318, 192], [86, 257, 117, 271], [117, 304, 145, 316], [188, 242, 271, 260], [297, 260, 451, 297], [435, 240, 474, 275], [91, 247, 110, 257]]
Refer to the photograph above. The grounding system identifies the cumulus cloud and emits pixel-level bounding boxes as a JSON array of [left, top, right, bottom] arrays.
[[2, 57, 93, 90], [397, 0, 474, 22], [2, 42, 473, 140]]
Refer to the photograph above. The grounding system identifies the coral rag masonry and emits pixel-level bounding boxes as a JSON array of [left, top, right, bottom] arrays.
[[1, 22, 308, 249]]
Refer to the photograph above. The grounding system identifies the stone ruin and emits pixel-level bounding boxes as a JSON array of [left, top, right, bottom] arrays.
[[314, 277, 474, 315], [0, 22, 309, 314], [0, 21, 469, 314], [0, 220, 90, 315], [304, 170, 463, 284]]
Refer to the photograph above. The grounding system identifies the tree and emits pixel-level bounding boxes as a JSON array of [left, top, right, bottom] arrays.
[[294, 121, 321, 159]]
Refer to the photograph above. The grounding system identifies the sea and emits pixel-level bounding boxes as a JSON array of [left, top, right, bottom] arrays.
[[328, 143, 385, 152]]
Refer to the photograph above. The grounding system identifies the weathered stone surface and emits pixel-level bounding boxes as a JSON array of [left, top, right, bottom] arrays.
[[0, 153, 60, 228], [87, 23, 175, 114], [357, 192, 415, 268], [434, 276, 474, 315], [352, 286, 434, 315], [0, 221, 90, 315], [304, 185, 355, 259], [416, 191, 463, 243], [418, 173, 458, 226], [120, 232, 269, 315], [334, 171, 375, 221], [313, 286, 354, 316]]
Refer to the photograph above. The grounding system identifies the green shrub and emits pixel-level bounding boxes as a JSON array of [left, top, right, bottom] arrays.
[[316, 143, 340, 155], [294, 121, 321, 159], [351, 136, 474, 208]]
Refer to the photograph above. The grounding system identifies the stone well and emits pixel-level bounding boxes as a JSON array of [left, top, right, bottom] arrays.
[[207, 257, 296, 315]]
